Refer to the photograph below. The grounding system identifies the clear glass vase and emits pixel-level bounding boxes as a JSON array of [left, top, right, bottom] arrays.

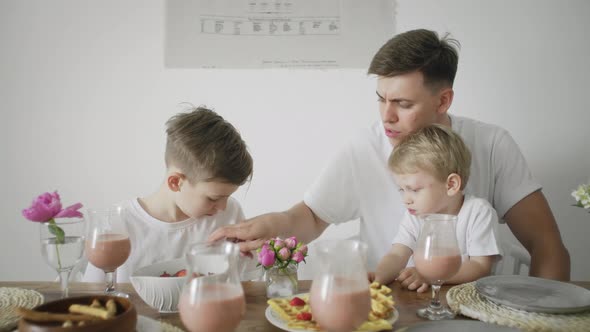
[[265, 264, 298, 298], [39, 218, 85, 298]]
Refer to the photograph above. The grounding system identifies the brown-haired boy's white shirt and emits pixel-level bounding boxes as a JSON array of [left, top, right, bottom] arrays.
[[82, 197, 260, 282]]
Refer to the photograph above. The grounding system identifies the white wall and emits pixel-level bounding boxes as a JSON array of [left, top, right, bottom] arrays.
[[1, 0, 589, 281]]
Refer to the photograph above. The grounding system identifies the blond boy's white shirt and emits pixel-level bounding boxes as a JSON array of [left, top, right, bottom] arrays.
[[393, 195, 502, 263], [82, 197, 261, 282]]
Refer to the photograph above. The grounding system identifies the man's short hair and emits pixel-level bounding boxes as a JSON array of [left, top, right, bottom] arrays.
[[368, 29, 460, 91]]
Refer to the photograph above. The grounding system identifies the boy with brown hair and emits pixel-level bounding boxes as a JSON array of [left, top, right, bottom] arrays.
[[84, 105, 257, 282]]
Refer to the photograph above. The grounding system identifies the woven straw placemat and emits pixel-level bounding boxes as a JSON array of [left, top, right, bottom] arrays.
[[0, 287, 44, 332], [446, 282, 590, 332]]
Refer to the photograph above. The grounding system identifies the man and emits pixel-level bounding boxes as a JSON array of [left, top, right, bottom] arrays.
[[209, 29, 570, 282]]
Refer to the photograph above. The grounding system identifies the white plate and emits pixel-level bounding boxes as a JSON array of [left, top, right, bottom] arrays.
[[397, 320, 520, 331], [265, 305, 399, 332], [475, 275, 590, 313]]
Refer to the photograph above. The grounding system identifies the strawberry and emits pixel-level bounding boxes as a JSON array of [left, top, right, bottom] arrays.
[[289, 297, 306, 306], [173, 269, 187, 277], [296, 312, 312, 321], [159, 271, 171, 277]]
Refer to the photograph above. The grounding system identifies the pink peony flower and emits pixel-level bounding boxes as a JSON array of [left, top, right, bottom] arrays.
[[55, 203, 84, 218], [22, 191, 83, 222], [296, 244, 308, 256], [292, 251, 305, 263], [278, 247, 291, 261], [258, 246, 276, 268], [274, 238, 285, 250], [284, 236, 297, 249]]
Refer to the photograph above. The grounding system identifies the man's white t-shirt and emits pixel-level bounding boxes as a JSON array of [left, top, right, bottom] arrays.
[[304, 115, 540, 270], [83, 198, 260, 282], [393, 195, 502, 262]]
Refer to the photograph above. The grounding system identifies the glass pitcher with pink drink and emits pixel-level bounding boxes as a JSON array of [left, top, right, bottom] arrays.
[[310, 239, 371, 332], [178, 242, 246, 332], [414, 214, 462, 320]]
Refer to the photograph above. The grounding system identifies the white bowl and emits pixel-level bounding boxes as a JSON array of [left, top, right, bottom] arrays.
[[130, 258, 187, 313], [130, 256, 228, 313]]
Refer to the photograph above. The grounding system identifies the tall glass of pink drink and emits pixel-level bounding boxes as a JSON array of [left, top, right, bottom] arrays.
[[309, 240, 371, 332], [86, 206, 131, 297], [178, 242, 246, 332], [414, 214, 462, 320]]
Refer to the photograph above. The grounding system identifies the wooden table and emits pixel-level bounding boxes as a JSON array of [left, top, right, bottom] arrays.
[[2, 281, 589, 331]]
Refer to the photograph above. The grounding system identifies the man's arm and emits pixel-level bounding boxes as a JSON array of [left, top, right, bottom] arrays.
[[504, 190, 570, 281], [208, 201, 329, 253]]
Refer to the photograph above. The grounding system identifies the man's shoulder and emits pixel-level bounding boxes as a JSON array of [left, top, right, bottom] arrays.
[[346, 121, 389, 155], [452, 115, 510, 137]]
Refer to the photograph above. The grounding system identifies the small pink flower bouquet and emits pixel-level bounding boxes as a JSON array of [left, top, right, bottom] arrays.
[[257, 236, 308, 270], [22, 191, 83, 244], [258, 236, 308, 297]]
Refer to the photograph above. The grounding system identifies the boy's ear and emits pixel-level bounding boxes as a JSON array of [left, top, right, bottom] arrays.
[[167, 172, 185, 192], [446, 173, 462, 196]]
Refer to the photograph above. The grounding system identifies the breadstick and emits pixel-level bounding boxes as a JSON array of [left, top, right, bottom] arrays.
[[68, 304, 110, 319], [16, 307, 100, 322], [105, 299, 117, 318], [90, 299, 102, 308], [62, 320, 73, 327]]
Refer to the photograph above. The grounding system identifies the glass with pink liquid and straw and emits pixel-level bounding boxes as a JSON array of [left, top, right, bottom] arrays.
[[414, 213, 462, 320], [85, 206, 131, 298], [309, 239, 371, 332], [178, 242, 246, 332]]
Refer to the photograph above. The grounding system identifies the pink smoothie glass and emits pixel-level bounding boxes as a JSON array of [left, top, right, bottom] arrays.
[[309, 240, 371, 332], [85, 206, 131, 298], [178, 242, 246, 332], [414, 214, 462, 320]]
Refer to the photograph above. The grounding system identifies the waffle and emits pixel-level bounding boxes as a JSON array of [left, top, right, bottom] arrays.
[[267, 282, 395, 331]]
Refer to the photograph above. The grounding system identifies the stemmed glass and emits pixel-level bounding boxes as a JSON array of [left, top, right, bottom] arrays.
[[309, 240, 371, 332], [178, 242, 246, 332], [85, 206, 131, 297], [39, 218, 85, 298], [414, 214, 462, 320]]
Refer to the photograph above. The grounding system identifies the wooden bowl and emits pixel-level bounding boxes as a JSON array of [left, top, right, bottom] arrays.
[[18, 295, 137, 332]]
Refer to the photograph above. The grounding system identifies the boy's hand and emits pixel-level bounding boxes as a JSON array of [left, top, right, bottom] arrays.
[[397, 267, 429, 293]]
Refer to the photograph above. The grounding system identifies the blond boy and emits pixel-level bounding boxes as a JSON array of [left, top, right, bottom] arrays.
[[374, 124, 501, 292]]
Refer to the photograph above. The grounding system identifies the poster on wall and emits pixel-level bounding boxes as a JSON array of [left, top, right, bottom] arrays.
[[165, 0, 397, 69]]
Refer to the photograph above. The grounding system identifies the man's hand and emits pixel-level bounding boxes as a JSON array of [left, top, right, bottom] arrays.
[[397, 267, 429, 293], [208, 215, 274, 255], [208, 202, 329, 257]]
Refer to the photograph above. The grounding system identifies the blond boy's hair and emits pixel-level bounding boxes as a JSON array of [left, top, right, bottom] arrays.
[[164, 106, 253, 185], [388, 124, 471, 190]]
